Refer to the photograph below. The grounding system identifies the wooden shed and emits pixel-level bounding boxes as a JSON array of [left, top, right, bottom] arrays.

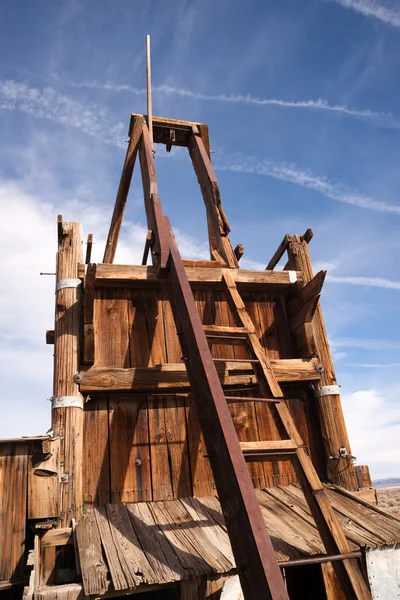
[[1, 113, 399, 600]]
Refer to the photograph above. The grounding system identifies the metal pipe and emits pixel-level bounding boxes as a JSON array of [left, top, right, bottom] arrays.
[[146, 34, 153, 150], [278, 551, 362, 569]]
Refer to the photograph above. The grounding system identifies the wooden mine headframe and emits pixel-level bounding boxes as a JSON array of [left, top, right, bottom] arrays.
[[50, 113, 373, 599]]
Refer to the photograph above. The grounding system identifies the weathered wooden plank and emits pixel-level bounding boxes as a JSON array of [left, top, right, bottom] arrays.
[[75, 508, 108, 596], [40, 528, 73, 548], [95, 506, 129, 591], [265, 235, 290, 271], [109, 396, 151, 503], [80, 358, 320, 392], [28, 439, 60, 519], [0, 443, 28, 581], [95, 263, 300, 289], [148, 396, 173, 501], [82, 396, 110, 509], [83, 263, 96, 365], [106, 503, 148, 587], [126, 501, 186, 583]]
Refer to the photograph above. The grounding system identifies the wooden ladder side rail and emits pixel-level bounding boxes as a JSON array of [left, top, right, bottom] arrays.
[[188, 130, 238, 268], [222, 274, 372, 600], [164, 217, 289, 600], [103, 116, 144, 264], [286, 234, 359, 491], [222, 272, 283, 398]]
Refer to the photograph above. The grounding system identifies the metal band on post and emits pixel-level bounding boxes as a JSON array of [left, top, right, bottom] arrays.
[[314, 385, 341, 398], [56, 278, 82, 292], [288, 271, 297, 283], [52, 396, 84, 409]]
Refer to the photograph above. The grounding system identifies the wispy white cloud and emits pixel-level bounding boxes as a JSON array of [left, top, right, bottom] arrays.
[[63, 78, 400, 131], [214, 154, 400, 215], [348, 362, 400, 367], [331, 337, 400, 350], [332, 0, 400, 28], [327, 275, 400, 289], [0, 80, 125, 147], [342, 387, 400, 478], [3, 80, 400, 218]]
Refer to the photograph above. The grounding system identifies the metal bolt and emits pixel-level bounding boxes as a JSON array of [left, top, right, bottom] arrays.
[[74, 373, 82, 384], [135, 458, 142, 466], [315, 363, 324, 374]]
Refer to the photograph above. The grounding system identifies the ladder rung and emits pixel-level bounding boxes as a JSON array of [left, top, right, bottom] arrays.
[[225, 396, 280, 404], [240, 440, 297, 461], [203, 325, 249, 334], [206, 334, 248, 345], [213, 358, 259, 363]]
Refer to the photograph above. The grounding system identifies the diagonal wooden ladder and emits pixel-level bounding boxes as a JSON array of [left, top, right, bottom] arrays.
[[164, 224, 372, 600]]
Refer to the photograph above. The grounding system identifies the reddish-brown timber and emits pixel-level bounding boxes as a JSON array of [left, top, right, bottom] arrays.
[[164, 217, 288, 600], [103, 116, 144, 264]]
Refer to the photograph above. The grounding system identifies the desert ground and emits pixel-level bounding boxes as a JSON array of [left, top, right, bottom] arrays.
[[377, 486, 400, 515]]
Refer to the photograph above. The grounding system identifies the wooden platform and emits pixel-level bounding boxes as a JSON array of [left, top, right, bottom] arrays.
[[69, 484, 400, 597]]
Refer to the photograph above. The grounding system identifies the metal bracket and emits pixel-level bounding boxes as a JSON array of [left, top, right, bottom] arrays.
[[56, 278, 82, 292], [314, 385, 340, 398], [60, 473, 69, 483], [52, 396, 84, 409], [288, 271, 297, 283]]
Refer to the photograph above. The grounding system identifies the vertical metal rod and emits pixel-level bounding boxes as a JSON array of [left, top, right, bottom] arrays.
[[146, 34, 153, 150]]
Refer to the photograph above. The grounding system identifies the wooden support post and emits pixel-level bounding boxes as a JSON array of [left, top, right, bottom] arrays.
[[103, 116, 144, 263], [164, 217, 289, 600], [52, 219, 84, 526], [85, 233, 93, 265], [286, 235, 358, 490], [188, 131, 238, 268], [139, 123, 170, 271]]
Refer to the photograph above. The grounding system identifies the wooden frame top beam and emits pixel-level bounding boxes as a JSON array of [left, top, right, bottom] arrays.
[[129, 113, 207, 150], [94, 263, 302, 291]]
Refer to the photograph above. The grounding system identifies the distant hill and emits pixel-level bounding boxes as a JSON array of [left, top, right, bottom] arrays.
[[373, 477, 400, 488]]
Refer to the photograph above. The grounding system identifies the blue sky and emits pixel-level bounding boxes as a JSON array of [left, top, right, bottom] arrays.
[[1, 0, 400, 479]]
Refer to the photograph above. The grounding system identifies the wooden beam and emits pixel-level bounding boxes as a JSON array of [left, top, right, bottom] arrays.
[[265, 235, 290, 270], [163, 217, 288, 599], [85, 234, 93, 265], [188, 131, 238, 268], [286, 235, 359, 491], [52, 220, 83, 526], [301, 228, 314, 244], [79, 358, 321, 393], [139, 123, 169, 271], [241, 440, 297, 460], [40, 528, 73, 548], [103, 116, 144, 263], [234, 244, 244, 262], [83, 263, 96, 365], [94, 263, 301, 290], [141, 230, 153, 265], [129, 112, 206, 151], [287, 270, 326, 316]]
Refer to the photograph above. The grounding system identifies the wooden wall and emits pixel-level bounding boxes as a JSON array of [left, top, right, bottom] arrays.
[[0, 442, 29, 584], [82, 287, 326, 509]]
